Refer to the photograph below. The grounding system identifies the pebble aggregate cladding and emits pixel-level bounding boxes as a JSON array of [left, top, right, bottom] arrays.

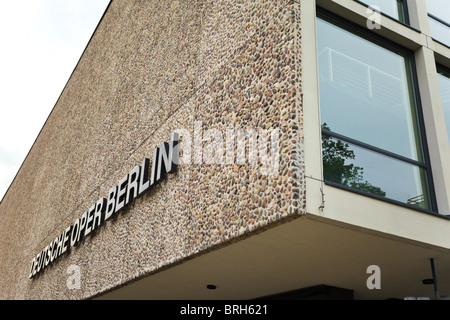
[[0, 0, 305, 299]]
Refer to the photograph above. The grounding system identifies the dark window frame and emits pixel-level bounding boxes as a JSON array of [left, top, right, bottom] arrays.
[[316, 8, 441, 216], [429, 13, 450, 29], [437, 64, 450, 80]]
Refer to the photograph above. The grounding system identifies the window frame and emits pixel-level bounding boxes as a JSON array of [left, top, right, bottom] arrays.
[[425, 0, 450, 48], [428, 13, 450, 48], [436, 64, 450, 142], [316, 8, 439, 215], [353, 0, 410, 25]]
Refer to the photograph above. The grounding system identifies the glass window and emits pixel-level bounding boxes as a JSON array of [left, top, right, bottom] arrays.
[[437, 66, 450, 143], [426, 0, 450, 46], [317, 13, 434, 211], [322, 136, 431, 207], [356, 0, 407, 23], [426, 0, 450, 23]]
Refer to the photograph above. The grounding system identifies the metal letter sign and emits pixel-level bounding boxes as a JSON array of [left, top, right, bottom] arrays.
[[29, 132, 180, 279]]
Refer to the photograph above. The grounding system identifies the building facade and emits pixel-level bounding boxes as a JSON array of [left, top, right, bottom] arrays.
[[0, 0, 449, 300]]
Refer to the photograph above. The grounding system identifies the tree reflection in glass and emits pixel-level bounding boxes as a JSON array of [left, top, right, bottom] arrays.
[[322, 124, 386, 197]]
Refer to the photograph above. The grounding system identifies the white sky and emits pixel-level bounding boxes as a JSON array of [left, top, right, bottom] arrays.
[[0, 0, 110, 202]]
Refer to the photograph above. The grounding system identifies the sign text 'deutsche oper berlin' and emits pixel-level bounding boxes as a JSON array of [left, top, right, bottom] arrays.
[[29, 132, 179, 279]]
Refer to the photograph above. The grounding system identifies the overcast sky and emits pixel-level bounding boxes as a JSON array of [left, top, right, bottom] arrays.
[[0, 0, 110, 201]]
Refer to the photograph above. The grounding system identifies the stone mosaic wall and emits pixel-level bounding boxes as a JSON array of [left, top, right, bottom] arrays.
[[0, 0, 304, 299]]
